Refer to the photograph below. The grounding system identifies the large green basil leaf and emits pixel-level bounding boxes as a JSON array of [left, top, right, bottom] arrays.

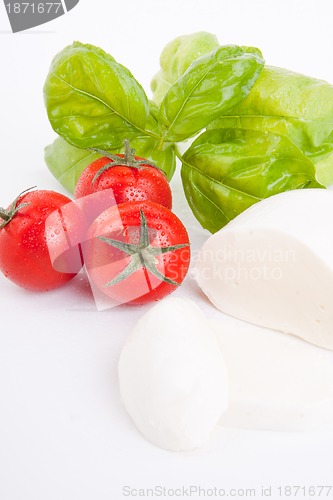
[[181, 128, 323, 233], [44, 42, 152, 149], [209, 66, 333, 186], [159, 45, 264, 143], [151, 32, 219, 106], [45, 134, 176, 194]]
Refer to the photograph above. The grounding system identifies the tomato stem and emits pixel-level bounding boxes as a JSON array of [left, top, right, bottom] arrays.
[[97, 209, 189, 287], [123, 138, 136, 164], [90, 140, 165, 185], [0, 209, 10, 222], [0, 187, 35, 229]]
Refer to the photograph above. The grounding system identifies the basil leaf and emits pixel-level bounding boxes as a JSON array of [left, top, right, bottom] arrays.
[[159, 45, 264, 143], [209, 66, 333, 186], [181, 128, 323, 233], [44, 136, 105, 193], [151, 32, 219, 105], [44, 42, 152, 149]]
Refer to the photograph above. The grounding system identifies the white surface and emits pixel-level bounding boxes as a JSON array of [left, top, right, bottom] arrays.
[[195, 190, 333, 350], [118, 297, 228, 451], [1, 1, 333, 499]]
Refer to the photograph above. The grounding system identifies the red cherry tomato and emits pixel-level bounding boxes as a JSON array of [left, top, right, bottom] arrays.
[[74, 141, 172, 210], [0, 189, 83, 291], [83, 201, 190, 306]]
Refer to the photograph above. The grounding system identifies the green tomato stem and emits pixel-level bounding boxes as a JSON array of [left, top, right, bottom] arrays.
[[0, 187, 35, 229], [123, 139, 136, 164], [97, 209, 189, 287], [0, 209, 10, 222], [91, 140, 165, 185]]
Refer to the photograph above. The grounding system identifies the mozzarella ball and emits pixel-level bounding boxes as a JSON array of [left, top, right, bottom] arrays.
[[118, 297, 228, 451], [194, 189, 333, 350]]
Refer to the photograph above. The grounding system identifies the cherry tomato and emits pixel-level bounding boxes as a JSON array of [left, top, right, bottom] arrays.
[[83, 201, 190, 306], [74, 140, 172, 210], [0, 189, 83, 291]]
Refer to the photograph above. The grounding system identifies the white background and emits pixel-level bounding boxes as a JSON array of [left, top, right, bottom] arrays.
[[1, 1, 333, 499]]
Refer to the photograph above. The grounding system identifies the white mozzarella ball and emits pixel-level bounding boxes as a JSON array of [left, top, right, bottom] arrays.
[[194, 189, 333, 350], [118, 297, 228, 451]]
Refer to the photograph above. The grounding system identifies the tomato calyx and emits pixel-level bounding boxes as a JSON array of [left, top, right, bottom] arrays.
[[89, 139, 164, 185], [97, 209, 189, 287], [0, 187, 35, 229]]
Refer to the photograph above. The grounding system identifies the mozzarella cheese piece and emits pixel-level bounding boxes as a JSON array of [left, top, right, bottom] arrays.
[[211, 319, 333, 431], [194, 189, 333, 350], [118, 297, 228, 451]]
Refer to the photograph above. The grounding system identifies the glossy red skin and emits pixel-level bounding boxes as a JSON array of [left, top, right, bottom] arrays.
[[74, 154, 172, 209], [0, 190, 82, 291], [84, 201, 190, 305]]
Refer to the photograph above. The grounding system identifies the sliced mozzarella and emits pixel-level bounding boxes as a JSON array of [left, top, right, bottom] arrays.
[[211, 320, 333, 431], [194, 189, 333, 350], [118, 297, 228, 451]]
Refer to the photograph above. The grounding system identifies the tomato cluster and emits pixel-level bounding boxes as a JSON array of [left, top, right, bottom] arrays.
[[0, 142, 190, 305]]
